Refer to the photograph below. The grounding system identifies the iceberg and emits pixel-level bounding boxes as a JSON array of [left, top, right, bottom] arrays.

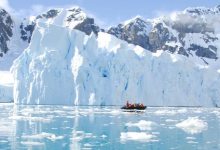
[[11, 22, 220, 106]]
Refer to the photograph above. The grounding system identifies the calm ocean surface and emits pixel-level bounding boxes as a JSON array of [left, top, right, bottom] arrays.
[[0, 104, 220, 150]]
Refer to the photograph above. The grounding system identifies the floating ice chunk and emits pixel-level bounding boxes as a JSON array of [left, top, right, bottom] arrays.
[[20, 142, 44, 146], [22, 132, 64, 141], [70, 136, 84, 141], [212, 111, 220, 115], [85, 133, 93, 138], [101, 135, 107, 138], [125, 120, 158, 130], [170, 147, 179, 149], [47, 134, 64, 141], [75, 131, 84, 134], [194, 110, 202, 113], [151, 140, 160, 142], [22, 132, 54, 139], [176, 117, 208, 134], [188, 141, 198, 144], [166, 119, 178, 122], [8, 116, 52, 122], [84, 143, 93, 147], [120, 132, 156, 142], [169, 127, 175, 129], [109, 110, 121, 114], [186, 137, 196, 140], [152, 132, 160, 135], [20, 108, 35, 113], [155, 110, 176, 115], [178, 109, 187, 113]]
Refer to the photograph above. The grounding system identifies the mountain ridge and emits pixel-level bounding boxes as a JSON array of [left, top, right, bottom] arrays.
[[0, 5, 220, 70]]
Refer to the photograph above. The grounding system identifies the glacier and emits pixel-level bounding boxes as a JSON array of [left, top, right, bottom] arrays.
[[11, 22, 220, 106], [0, 71, 13, 103]]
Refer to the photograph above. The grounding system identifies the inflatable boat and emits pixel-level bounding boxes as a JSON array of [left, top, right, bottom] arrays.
[[121, 106, 147, 110]]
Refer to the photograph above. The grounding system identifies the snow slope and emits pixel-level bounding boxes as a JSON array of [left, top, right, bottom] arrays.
[[0, 71, 13, 102], [107, 5, 220, 70], [11, 22, 220, 106], [0, 9, 28, 71]]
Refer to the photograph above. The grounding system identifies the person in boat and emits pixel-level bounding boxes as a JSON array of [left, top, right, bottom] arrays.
[[126, 101, 130, 107]]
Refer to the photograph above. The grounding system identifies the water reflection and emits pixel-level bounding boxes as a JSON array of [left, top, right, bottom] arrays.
[[0, 104, 220, 149]]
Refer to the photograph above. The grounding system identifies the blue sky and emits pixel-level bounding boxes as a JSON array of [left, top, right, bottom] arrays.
[[0, 0, 219, 28]]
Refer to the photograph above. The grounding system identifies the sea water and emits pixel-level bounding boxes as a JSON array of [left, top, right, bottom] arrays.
[[0, 104, 220, 150]]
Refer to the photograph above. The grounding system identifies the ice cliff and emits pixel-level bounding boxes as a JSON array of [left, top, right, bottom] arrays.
[[11, 22, 220, 106]]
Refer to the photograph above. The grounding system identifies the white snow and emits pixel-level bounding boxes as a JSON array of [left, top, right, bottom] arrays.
[[0, 15, 29, 71], [120, 132, 156, 142], [125, 120, 158, 131], [176, 117, 208, 134], [0, 71, 13, 103], [10, 22, 220, 106]]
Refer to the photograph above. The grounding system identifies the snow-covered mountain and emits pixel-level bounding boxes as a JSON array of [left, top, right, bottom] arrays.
[[107, 5, 220, 69], [11, 22, 220, 106], [2, 5, 220, 71], [20, 7, 104, 44], [0, 6, 104, 71], [1, 5, 220, 106], [0, 7, 28, 71], [1, 5, 220, 70]]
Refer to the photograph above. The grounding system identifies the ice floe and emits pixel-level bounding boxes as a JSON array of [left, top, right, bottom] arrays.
[[176, 117, 208, 134], [120, 132, 156, 142], [125, 120, 158, 130]]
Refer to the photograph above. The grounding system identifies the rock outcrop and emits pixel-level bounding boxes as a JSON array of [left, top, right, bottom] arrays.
[[0, 9, 13, 56]]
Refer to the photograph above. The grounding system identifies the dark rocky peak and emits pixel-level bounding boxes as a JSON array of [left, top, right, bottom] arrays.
[[134, 17, 150, 25], [185, 5, 220, 15], [66, 7, 87, 22], [68, 7, 82, 13], [186, 8, 203, 15], [108, 16, 154, 51], [37, 9, 60, 19], [20, 18, 36, 43], [123, 16, 149, 27], [107, 24, 123, 39], [0, 8, 13, 56], [67, 11, 85, 22], [148, 22, 178, 53], [0, 9, 13, 27]]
